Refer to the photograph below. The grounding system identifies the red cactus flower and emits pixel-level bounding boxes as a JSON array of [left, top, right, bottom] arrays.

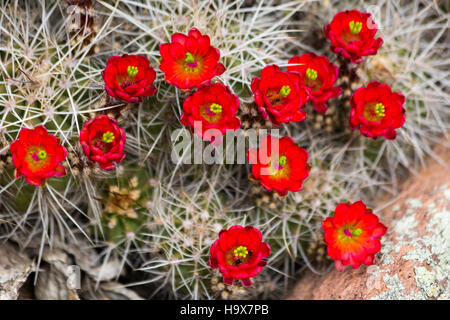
[[324, 10, 383, 63], [102, 54, 157, 103], [349, 81, 405, 140], [159, 28, 226, 90], [209, 225, 271, 286], [180, 83, 241, 143], [251, 65, 309, 126], [322, 201, 388, 271], [80, 115, 126, 170], [247, 135, 309, 197], [10, 126, 67, 186], [288, 53, 342, 113]]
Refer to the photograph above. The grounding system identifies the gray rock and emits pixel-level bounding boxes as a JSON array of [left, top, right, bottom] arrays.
[[0, 242, 34, 300]]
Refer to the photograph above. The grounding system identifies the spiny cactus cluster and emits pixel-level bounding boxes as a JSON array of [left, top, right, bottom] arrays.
[[0, 0, 448, 299]]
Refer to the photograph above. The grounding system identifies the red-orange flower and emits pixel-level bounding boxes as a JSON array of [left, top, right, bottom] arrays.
[[10, 126, 67, 186], [80, 115, 126, 170], [251, 65, 309, 126], [209, 225, 271, 287], [324, 10, 383, 63], [247, 135, 309, 197], [322, 201, 387, 271], [103, 54, 157, 103], [350, 81, 406, 140], [160, 28, 226, 90], [180, 83, 240, 143], [288, 53, 342, 113]]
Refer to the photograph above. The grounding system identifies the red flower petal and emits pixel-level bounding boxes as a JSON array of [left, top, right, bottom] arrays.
[[54, 164, 66, 177], [241, 278, 252, 287], [223, 277, 234, 286], [356, 212, 379, 231], [171, 33, 188, 45], [371, 223, 388, 238], [335, 260, 346, 272]]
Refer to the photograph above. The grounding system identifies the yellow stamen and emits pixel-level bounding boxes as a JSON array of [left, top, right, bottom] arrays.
[[37, 150, 47, 160], [349, 21, 362, 35], [185, 52, 195, 64], [127, 66, 138, 77], [209, 103, 222, 114], [306, 68, 318, 80], [352, 228, 363, 236], [279, 85, 291, 97], [279, 155, 287, 166], [374, 103, 386, 117], [102, 131, 115, 143], [234, 246, 248, 258]]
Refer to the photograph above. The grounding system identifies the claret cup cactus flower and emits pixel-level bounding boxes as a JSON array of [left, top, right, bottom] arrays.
[[209, 225, 271, 286], [288, 53, 342, 113], [80, 115, 126, 170], [322, 201, 388, 271], [247, 135, 309, 197], [324, 10, 383, 63], [10, 126, 67, 186], [251, 65, 309, 126], [180, 83, 241, 143], [159, 28, 226, 90], [102, 54, 157, 103], [349, 81, 406, 140]]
